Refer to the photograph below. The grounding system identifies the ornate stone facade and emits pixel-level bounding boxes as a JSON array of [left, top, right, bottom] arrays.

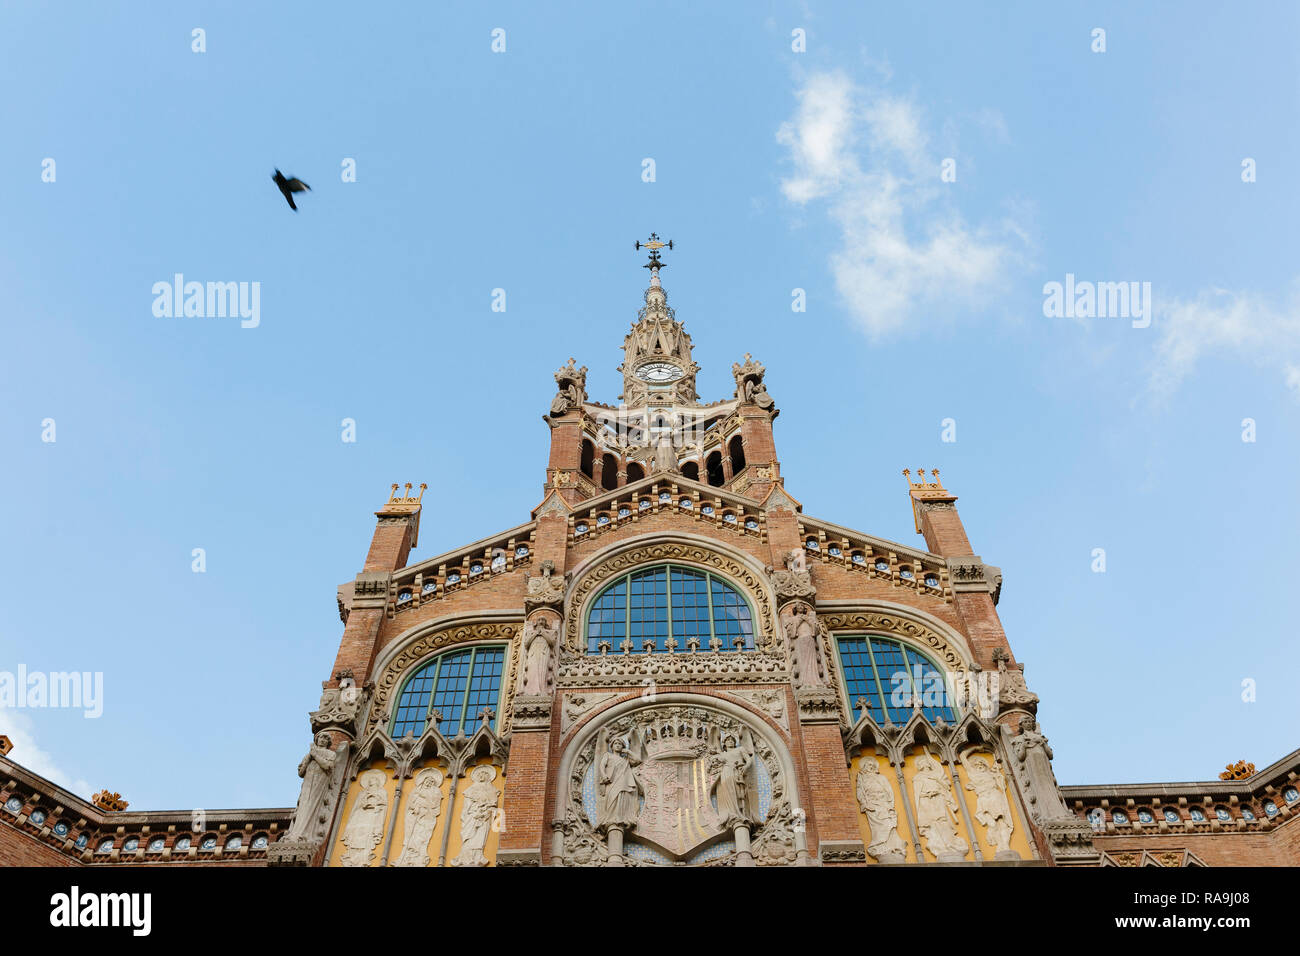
[[3, 246, 1292, 872]]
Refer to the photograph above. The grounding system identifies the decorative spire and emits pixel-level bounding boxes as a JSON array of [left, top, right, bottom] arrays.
[[635, 232, 673, 286]]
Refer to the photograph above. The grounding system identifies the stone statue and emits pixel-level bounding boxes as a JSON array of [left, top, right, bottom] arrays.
[[594, 734, 642, 830], [855, 756, 907, 863], [1008, 716, 1073, 822], [961, 752, 1015, 857], [285, 731, 342, 842], [912, 751, 968, 860], [651, 433, 680, 474], [393, 767, 444, 867], [750, 381, 775, 412], [709, 733, 759, 827], [524, 560, 566, 611], [550, 358, 588, 417], [520, 615, 558, 696], [451, 766, 499, 867], [785, 548, 807, 574], [782, 602, 827, 687], [339, 769, 389, 867]]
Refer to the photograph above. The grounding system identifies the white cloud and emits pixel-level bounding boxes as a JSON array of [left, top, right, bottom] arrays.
[[1148, 285, 1300, 400], [0, 709, 92, 798], [777, 71, 1024, 338]]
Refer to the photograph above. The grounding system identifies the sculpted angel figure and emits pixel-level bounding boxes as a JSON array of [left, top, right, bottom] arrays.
[[912, 751, 968, 860], [339, 769, 389, 867], [961, 751, 1014, 856], [594, 731, 642, 829], [285, 731, 341, 842], [709, 733, 760, 827], [855, 757, 907, 863]]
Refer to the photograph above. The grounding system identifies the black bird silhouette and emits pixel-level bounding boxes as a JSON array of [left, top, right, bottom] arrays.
[[272, 169, 310, 210]]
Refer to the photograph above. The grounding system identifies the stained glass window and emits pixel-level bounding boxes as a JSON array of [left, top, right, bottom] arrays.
[[835, 635, 956, 724], [391, 645, 506, 738], [585, 564, 755, 653]]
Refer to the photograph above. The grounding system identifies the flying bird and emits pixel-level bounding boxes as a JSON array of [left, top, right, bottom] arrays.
[[272, 169, 310, 210]]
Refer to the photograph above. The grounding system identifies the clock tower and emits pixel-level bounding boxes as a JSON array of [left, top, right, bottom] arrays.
[[617, 235, 700, 408]]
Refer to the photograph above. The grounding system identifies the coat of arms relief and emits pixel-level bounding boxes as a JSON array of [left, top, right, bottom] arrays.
[[561, 704, 801, 866]]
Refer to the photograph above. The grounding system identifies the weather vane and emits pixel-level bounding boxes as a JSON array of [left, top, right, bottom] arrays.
[[635, 232, 674, 270]]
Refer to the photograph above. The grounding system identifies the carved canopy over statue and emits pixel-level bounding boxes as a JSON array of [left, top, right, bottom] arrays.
[[770, 548, 815, 601], [550, 357, 588, 417], [524, 559, 567, 612]]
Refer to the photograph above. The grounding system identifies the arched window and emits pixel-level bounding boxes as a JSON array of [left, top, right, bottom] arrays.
[[586, 564, 754, 654], [580, 440, 594, 479], [391, 645, 506, 738], [626, 462, 645, 483], [834, 635, 957, 724], [728, 435, 746, 473], [601, 452, 619, 491], [705, 451, 724, 487], [681, 461, 699, 482]]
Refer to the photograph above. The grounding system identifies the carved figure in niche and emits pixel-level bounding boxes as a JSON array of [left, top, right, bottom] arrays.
[[708, 731, 760, 827], [594, 730, 642, 829], [855, 756, 907, 863], [912, 751, 968, 860], [520, 615, 558, 695], [285, 731, 342, 842], [339, 769, 389, 867], [451, 766, 499, 867], [961, 751, 1014, 856], [393, 767, 444, 867], [782, 602, 827, 687]]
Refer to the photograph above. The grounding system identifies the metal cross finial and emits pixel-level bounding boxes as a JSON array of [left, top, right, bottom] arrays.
[[635, 232, 674, 270]]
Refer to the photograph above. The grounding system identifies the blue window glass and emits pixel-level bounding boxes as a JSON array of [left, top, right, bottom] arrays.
[[835, 635, 956, 724], [390, 646, 506, 738], [585, 564, 755, 654]]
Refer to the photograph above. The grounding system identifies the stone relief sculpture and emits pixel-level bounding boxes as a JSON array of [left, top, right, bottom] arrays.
[[392, 767, 444, 867], [709, 732, 760, 827], [561, 704, 801, 866], [594, 730, 643, 830], [451, 766, 500, 867], [284, 732, 345, 843], [782, 602, 827, 688], [519, 615, 559, 696], [855, 756, 907, 863], [912, 751, 969, 861], [771, 549, 816, 602], [339, 769, 389, 867], [550, 357, 588, 416], [731, 353, 775, 411], [961, 751, 1015, 858]]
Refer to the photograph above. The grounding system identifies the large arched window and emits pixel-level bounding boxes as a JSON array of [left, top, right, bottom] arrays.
[[391, 645, 506, 739], [586, 564, 755, 654], [834, 635, 957, 724]]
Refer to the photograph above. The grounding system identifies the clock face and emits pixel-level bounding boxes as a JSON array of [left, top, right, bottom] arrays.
[[636, 361, 684, 384]]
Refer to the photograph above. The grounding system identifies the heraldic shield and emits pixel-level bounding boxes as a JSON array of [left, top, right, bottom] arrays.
[[590, 712, 765, 860]]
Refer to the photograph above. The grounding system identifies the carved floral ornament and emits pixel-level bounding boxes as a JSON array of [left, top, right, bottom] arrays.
[[366, 621, 524, 737], [561, 541, 779, 656]]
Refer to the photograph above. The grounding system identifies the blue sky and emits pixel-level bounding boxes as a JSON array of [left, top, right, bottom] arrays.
[[1, 1, 1296, 810]]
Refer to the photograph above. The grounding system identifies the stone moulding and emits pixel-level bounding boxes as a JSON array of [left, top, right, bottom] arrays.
[[366, 621, 523, 737], [562, 540, 779, 656], [556, 651, 789, 688], [818, 610, 969, 677]]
